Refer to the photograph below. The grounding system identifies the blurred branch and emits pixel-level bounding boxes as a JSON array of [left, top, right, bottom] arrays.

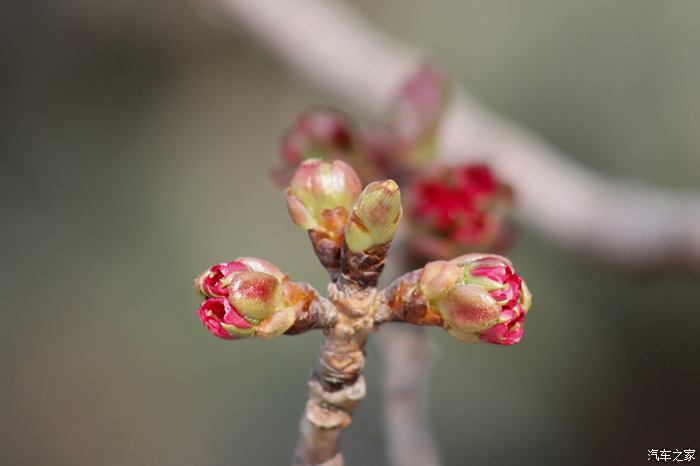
[[202, 0, 700, 269], [377, 325, 440, 466]]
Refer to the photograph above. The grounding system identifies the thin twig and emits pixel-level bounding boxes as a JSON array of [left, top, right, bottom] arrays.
[[377, 325, 440, 466]]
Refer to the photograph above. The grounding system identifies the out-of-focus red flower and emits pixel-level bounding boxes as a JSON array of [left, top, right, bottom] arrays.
[[408, 164, 513, 258]]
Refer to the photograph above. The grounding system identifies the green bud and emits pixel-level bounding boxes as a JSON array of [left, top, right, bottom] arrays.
[[285, 159, 362, 234], [345, 180, 402, 253]]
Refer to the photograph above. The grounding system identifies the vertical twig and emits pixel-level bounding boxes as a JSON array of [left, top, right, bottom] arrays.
[[376, 248, 441, 466], [378, 325, 441, 466], [293, 285, 377, 466]]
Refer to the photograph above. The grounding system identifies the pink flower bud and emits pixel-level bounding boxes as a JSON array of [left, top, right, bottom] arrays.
[[461, 255, 532, 345], [197, 297, 255, 340], [195, 261, 249, 298], [420, 254, 531, 345], [272, 109, 356, 187], [285, 159, 362, 239], [409, 164, 513, 258], [282, 109, 354, 163], [195, 258, 297, 340], [390, 63, 449, 167]]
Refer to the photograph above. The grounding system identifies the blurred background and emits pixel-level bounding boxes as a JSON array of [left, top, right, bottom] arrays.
[[1, 1, 699, 465]]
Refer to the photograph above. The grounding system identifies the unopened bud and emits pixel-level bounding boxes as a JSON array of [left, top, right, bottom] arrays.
[[195, 261, 249, 298], [281, 109, 354, 164], [195, 258, 296, 340], [390, 63, 449, 167], [419, 254, 531, 345], [235, 257, 286, 281], [272, 110, 355, 187], [226, 271, 283, 322], [285, 159, 362, 239], [345, 180, 402, 253], [197, 297, 255, 340]]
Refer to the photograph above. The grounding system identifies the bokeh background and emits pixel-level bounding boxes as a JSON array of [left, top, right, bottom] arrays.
[[1, 1, 699, 465]]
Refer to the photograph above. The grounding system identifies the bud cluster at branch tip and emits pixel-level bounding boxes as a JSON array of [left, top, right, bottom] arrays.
[[419, 254, 531, 345], [195, 258, 296, 340]]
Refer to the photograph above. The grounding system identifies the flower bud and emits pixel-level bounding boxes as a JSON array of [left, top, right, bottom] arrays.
[[345, 180, 402, 253], [285, 159, 362, 238], [281, 109, 354, 164], [271, 110, 355, 187], [197, 297, 255, 340], [195, 258, 297, 340], [195, 261, 249, 298], [419, 254, 531, 345], [234, 257, 286, 281], [226, 270, 283, 322]]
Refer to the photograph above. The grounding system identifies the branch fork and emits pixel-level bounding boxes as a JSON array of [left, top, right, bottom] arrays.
[[194, 159, 532, 465]]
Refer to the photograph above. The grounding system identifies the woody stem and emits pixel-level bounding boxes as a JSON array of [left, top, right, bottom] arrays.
[[292, 282, 379, 466]]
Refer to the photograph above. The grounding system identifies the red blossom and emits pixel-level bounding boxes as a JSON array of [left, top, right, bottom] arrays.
[[409, 164, 512, 253]]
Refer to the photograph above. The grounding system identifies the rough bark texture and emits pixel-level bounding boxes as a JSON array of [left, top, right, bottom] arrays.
[[309, 230, 342, 279], [293, 285, 379, 465], [339, 242, 390, 289]]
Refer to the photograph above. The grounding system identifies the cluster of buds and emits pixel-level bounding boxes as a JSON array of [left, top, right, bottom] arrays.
[[272, 64, 514, 256], [418, 254, 531, 345], [195, 258, 296, 340], [285, 158, 403, 286], [271, 64, 449, 186], [194, 65, 534, 466], [408, 164, 513, 259]]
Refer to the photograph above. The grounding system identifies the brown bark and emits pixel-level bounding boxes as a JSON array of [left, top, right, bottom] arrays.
[[293, 285, 379, 466]]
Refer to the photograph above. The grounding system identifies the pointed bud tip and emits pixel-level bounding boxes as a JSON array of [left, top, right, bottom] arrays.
[[345, 179, 402, 253]]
